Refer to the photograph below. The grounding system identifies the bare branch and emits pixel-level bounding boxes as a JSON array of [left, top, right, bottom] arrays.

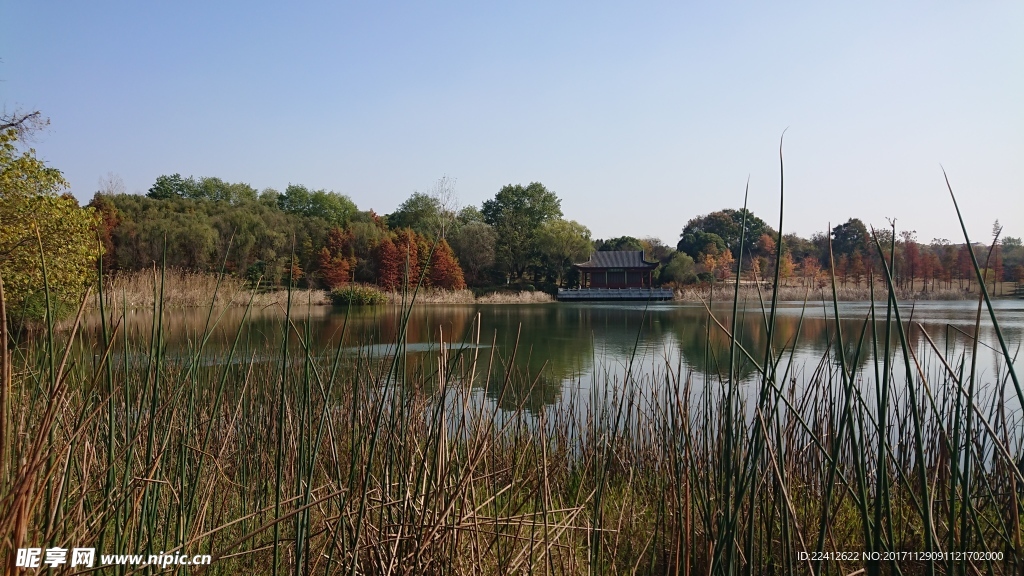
[[0, 109, 48, 139]]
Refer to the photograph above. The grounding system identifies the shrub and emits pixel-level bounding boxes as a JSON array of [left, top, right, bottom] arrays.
[[329, 284, 387, 306]]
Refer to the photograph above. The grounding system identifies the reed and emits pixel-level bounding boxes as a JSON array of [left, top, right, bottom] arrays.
[[88, 268, 329, 310], [0, 178, 1020, 575]]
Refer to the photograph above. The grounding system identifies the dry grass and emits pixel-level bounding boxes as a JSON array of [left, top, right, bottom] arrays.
[[673, 283, 978, 302], [88, 268, 328, 311], [89, 271, 554, 311]]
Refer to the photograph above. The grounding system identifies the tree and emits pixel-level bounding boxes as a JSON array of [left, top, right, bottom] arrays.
[[660, 252, 696, 285], [316, 227, 356, 288], [147, 173, 201, 200], [835, 254, 849, 287], [849, 252, 866, 288], [375, 237, 402, 291], [481, 182, 562, 279], [677, 208, 771, 260], [393, 229, 422, 288], [899, 230, 920, 291], [536, 219, 592, 286], [317, 247, 351, 289], [98, 172, 126, 196], [0, 126, 99, 319], [0, 110, 48, 138], [640, 237, 674, 265], [277, 184, 357, 227], [427, 239, 466, 290], [456, 205, 485, 226], [429, 175, 459, 239], [387, 192, 442, 238], [798, 257, 818, 288], [715, 249, 735, 281], [88, 195, 121, 273], [677, 230, 727, 262], [596, 236, 644, 252], [831, 219, 871, 259], [449, 221, 496, 285]]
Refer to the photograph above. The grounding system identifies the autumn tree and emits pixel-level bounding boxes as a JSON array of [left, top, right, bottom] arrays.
[[427, 239, 466, 290], [375, 236, 402, 291], [899, 230, 920, 291], [317, 248, 351, 289], [799, 256, 819, 287], [715, 249, 735, 281], [393, 229, 422, 288], [849, 252, 866, 288], [88, 194, 121, 272], [835, 254, 849, 287], [774, 252, 793, 286]]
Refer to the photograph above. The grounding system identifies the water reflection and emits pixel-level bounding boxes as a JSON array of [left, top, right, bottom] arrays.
[[79, 299, 1024, 411]]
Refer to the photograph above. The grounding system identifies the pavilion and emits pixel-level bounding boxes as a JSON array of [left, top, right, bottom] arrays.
[[557, 251, 673, 301]]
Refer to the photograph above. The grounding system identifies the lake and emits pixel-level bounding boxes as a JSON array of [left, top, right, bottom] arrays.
[[80, 297, 1024, 413]]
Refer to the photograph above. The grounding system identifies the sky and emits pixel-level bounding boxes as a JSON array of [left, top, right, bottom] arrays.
[[2, 1, 1022, 245]]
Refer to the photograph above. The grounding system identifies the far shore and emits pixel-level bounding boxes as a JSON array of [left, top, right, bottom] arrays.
[[85, 269, 1015, 311]]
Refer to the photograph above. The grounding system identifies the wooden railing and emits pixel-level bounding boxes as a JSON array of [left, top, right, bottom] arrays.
[[557, 287, 675, 301]]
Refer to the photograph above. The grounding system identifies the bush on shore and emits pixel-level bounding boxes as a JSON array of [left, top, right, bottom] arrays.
[[329, 284, 388, 306]]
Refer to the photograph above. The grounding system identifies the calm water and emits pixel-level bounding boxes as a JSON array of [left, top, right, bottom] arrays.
[[80, 298, 1024, 412]]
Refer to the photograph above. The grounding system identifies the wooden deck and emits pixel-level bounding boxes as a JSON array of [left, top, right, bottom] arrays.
[[557, 288, 675, 302]]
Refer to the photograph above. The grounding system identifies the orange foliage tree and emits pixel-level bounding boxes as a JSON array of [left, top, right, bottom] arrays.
[[317, 247, 351, 289], [375, 237, 402, 291], [390, 229, 421, 288], [427, 239, 466, 290], [317, 227, 356, 288]]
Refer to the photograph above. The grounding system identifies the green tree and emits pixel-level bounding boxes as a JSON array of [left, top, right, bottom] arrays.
[[197, 177, 258, 204], [481, 182, 562, 279], [677, 230, 727, 261], [387, 192, 443, 238], [147, 173, 201, 200], [536, 219, 592, 286], [456, 206, 484, 225], [677, 208, 771, 260], [830, 218, 871, 259], [277, 184, 357, 227], [660, 252, 696, 285], [449, 221, 497, 285], [596, 236, 644, 252], [0, 126, 99, 319]]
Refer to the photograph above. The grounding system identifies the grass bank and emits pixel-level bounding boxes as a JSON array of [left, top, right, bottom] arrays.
[[89, 270, 554, 311], [89, 268, 329, 310], [672, 283, 984, 302], [385, 287, 554, 304]]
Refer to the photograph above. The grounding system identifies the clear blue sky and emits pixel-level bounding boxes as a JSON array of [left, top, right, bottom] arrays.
[[2, 1, 1021, 244]]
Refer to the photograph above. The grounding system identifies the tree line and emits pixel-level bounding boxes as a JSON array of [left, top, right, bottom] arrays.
[[3, 112, 1023, 322], [87, 173, 1024, 294]]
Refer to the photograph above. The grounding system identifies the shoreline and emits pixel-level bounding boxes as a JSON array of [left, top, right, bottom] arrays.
[[86, 269, 1010, 311]]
